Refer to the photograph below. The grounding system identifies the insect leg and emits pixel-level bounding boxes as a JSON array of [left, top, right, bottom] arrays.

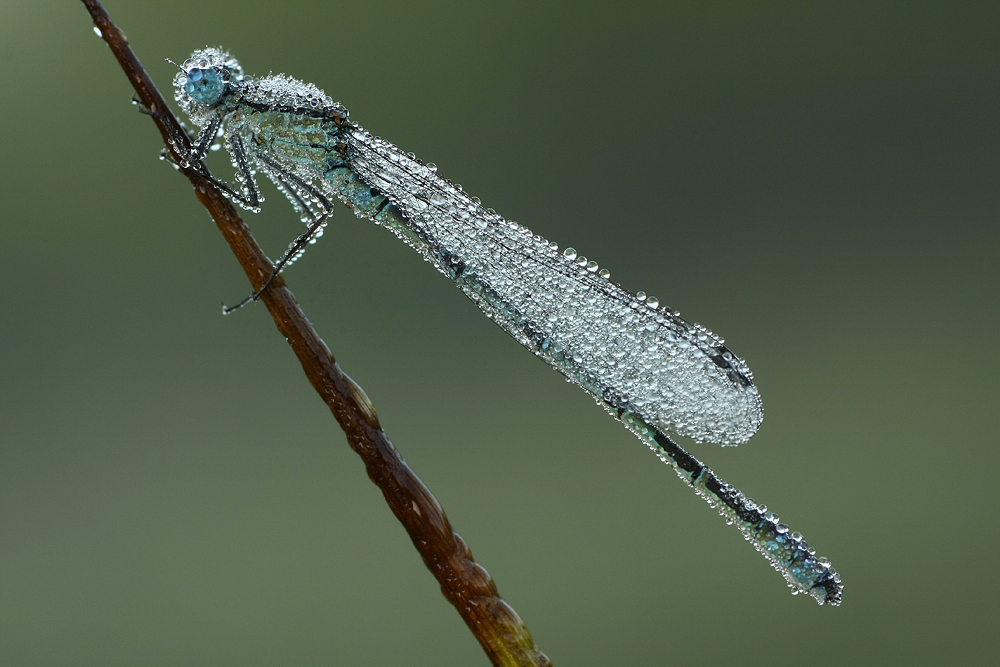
[[134, 100, 259, 210], [222, 155, 336, 314]]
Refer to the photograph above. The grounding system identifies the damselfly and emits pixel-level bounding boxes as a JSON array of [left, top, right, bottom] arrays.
[[168, 47, 842, 604]]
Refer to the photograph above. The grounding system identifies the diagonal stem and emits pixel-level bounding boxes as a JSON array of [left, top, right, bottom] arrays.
[[80, 2, 551, 665]]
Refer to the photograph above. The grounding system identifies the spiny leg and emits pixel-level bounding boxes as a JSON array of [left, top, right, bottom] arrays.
[[134, 99, 259, 210], [221, 207, 334, 314], [227, 133, 261, 209], [134, 96, 200, 167], [258, 154, 334, 212], [187, 112, 222, 165], [222, 155, 336, 314]]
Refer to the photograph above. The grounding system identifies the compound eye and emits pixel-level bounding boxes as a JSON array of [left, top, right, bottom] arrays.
[[182, 67, 226, 106]]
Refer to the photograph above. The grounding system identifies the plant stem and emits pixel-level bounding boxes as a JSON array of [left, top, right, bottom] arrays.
[[80, 2, 551, 664]]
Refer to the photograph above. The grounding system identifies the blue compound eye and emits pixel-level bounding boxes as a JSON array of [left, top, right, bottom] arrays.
[[183, 67, 226, 106]]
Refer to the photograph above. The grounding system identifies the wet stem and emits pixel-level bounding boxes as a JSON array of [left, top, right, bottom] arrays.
[[79, 1, 551, 665]]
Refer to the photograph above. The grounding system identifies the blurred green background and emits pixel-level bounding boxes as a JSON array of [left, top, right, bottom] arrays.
[[2, 1, 997, 664]]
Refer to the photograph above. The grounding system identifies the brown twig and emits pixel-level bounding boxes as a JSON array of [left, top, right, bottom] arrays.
[[80, 2, 551, 665]]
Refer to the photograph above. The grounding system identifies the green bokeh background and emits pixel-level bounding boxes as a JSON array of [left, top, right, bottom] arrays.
[[2, 1, 997, 664]]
